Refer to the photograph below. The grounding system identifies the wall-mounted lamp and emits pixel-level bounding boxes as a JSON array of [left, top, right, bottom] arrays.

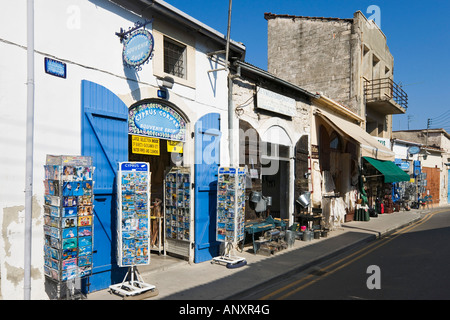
[[157, 76, 174, 89]]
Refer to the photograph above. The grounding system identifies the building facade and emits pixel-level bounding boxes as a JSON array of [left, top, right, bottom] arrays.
[[0, 0, 245, 299], [230, 60, 316, 226], [264, 10, 412, 217], [265, 11, 408, 140]]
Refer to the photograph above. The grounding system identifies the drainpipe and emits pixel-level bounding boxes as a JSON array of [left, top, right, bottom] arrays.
[[24, 0, 35, 300], [226, 0, 233, 166]]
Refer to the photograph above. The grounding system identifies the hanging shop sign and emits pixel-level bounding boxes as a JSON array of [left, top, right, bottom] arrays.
[[122, 28, 154, 69], [129, 102, 186, 142], [131, 135, 160, 155], [408, 146, 420, 155]]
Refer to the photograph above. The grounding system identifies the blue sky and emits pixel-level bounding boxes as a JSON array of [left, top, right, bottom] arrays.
[[166, 0, 450, 132]]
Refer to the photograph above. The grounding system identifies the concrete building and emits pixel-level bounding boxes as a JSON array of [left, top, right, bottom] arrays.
[[264, 11, 408, 140]]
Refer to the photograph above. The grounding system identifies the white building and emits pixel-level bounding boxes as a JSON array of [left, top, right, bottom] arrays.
[[0, 0, 245, 299]]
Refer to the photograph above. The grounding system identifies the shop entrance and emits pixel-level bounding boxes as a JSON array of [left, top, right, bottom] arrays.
[[128, 136, 182, 199], [262, 159, 289, 220], [261, 142, 291, 220], [128, 135, 183, 248]]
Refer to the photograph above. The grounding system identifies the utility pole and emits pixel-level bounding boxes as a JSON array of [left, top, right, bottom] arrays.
[[407, 115, 412, 130], [226, 0, 233, 167], [24, 0, 35, 300], [426, 118, 431, 147]]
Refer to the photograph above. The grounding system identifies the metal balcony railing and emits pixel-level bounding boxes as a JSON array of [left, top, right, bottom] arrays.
[[364, 78, 408, 110]]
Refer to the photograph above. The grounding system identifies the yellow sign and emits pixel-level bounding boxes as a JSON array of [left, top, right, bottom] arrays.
[[167, 140, 183, 153], [131, 135, 160, 155]]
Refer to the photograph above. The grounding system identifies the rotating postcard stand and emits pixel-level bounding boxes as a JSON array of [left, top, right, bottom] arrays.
[[212, 167, 247, 268], [109, 162, 157, 297], [43, 155, 95, 299]]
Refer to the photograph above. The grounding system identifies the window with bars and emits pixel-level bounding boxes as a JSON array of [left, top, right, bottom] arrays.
[[164, 37, 186, 79]]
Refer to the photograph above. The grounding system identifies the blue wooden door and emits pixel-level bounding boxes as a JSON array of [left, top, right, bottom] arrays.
[[81, 80, 128, 292], [194, 113, 221, 263]]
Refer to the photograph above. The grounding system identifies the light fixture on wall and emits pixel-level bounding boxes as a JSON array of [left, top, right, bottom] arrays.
[[157, 76, 174, 89], [156, 76, 174, 99]]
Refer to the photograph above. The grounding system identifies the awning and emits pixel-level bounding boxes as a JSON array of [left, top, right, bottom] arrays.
[[363, 157, 410, 183], [314, 109, 395, 161]]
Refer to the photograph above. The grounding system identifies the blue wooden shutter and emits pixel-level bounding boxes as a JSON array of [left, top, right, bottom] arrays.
[[194, 113, 221, 263], [81, 80, 128, 291]]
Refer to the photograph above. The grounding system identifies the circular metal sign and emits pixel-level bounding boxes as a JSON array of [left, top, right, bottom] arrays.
[[122, 29, 154, 68], [408, 146, 420, 155]]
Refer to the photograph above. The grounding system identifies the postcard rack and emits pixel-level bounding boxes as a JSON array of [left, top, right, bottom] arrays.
[[163, 167, 191, 259], [212, 167, 247, 268], [43, 155, 94, 299], [110, 162, 155, 297]]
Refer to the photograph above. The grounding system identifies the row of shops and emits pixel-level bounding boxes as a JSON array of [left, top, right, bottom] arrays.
[[1, 0, 445, 299]]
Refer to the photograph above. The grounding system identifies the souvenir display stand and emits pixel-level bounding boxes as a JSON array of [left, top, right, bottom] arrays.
[[212, 167, 247, 268], [163, 167, 191, 259], [43, 155, 94, 299], [109, 162, 156, 297]]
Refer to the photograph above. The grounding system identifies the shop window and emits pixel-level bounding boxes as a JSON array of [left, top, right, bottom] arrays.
[[164, 37, 186, 79]]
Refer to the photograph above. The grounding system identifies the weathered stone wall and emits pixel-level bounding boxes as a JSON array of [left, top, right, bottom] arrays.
[[267, 17, 354, 112]]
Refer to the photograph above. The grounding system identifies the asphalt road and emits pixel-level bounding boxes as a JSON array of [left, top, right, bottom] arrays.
[[239, 208, 450, 300]]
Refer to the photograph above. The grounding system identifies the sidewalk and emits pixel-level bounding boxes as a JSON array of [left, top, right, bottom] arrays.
[[87, 207, 438, 300]]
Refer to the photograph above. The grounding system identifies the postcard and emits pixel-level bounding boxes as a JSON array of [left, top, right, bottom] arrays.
[[78, 205, 92, 216], [63, 196, 77, 207], [121, 257, 135, 266], [78, 195, 92, 205], [62, 268, 77, 281], [82, 181, 93, 195], [78, 236, 92, 247], [78, 215, 92, 227], [62, 206, 77, 217], [78, 226, 92, 237], [78, 245, 92, 256], [62, 238, 77, 250], [62, 227, 77, 239], [63, 217, 77, 228], [78, 255, 92, 267], [62, 257, 77, 270], [79, 265, 92, 277], [62, 248, 77, 260]]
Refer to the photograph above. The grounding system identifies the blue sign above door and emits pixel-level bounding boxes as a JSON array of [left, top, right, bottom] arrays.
[[128, 102, 186, 142], [122, 29, 154, 69]]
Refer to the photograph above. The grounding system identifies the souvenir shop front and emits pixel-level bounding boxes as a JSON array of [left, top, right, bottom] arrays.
[[311, 101, 396, 225], [231, 61, 315, 227], [80, 80, 225, 292], [361, 157, 411, 213]]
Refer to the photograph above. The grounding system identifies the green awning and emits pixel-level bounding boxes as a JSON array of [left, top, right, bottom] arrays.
[[363, 157, 410, 183]]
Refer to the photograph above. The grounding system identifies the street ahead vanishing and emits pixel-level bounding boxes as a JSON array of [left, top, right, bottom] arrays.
[[237, 208, 450, 300]]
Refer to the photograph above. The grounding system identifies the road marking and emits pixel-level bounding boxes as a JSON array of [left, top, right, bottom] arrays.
[[260, 209, 446, 300]]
